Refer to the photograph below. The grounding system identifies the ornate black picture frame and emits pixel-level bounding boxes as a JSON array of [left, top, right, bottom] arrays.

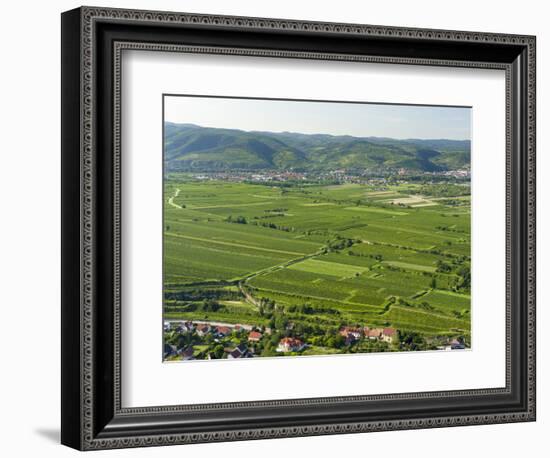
[[61, 6, 536, 451]]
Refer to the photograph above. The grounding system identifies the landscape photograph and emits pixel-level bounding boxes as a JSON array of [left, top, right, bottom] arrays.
[[162, 95, 472, 362]]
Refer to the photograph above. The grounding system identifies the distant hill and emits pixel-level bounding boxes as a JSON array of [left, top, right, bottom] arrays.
[[164, 122, 470, 173]]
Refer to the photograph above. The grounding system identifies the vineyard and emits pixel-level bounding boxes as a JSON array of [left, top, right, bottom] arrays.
[[163, 175, 471, 358]]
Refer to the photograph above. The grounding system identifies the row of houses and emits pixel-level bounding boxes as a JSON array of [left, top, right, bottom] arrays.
[[222, 337, 308, 359], [339, 327, 467, 351], [211, 336, 306, 356], [339, 326, 398, 345], [165, 321, 398, 346], [164, 321, 227, 336], [164, 342, 255, 361], [165, 321, 307, 354], [164, 321, 269, 339], [164, 333, 307, 361], [164, 321, 268, 360]]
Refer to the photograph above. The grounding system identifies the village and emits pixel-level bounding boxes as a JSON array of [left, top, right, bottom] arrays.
[[190, 167, 470, 186], [163, 320, 466, 361]]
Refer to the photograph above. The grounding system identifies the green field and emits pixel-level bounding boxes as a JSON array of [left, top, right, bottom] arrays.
[[163, 176, 471, 358]]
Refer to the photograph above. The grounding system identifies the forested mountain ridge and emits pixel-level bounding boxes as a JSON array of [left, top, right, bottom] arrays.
[[164, 122, 470, 172]]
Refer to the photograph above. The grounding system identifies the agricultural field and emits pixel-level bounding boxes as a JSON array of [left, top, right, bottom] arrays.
[[163, 174, 471, 360]]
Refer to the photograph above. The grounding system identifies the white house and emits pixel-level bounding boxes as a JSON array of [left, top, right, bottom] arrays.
[[277, 337, 305, 353]]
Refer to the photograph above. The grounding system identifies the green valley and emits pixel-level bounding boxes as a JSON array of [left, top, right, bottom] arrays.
[[163, 165, 471, 361]]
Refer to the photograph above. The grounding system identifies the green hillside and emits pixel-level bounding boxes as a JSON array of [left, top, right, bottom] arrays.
[[164, 122, 470, 173]]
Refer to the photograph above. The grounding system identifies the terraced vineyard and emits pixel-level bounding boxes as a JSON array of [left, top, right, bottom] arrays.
[[163, 173, 471, 358]]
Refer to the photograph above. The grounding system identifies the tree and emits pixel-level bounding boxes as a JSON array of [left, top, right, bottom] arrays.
[[273, 314, 289, 331], [176, 333, 192, 349], [212, 344, 225, 359], [258, 297, 276, 317], [327, 334, 345, 349], [204, 333, 214, 344], [270, 332, 281, 346], [226, 215, 248, 224], [201, 298, 220, 312], [456, 265, 471, 290], [436, 260, 452, 273], [398, 331, 426, 351], [261, 341, 277, 357]]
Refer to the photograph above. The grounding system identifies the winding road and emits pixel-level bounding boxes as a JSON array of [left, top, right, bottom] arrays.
[[168, 188, 182, 208]]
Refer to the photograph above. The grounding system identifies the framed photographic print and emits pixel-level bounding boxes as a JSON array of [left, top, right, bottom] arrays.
[[61, 6, 536, 450]]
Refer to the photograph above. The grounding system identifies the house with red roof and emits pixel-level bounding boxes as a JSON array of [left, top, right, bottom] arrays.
[[339, 327, 363, 341], [248, 331, 263, 342], [216, 326, 232, 337], [366, 328, 384, 340], [382, 327, 397, 343], [196, 324, 211, 336]]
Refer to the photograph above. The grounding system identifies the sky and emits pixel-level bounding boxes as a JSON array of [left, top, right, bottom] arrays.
[[164, 95, 471, 141]]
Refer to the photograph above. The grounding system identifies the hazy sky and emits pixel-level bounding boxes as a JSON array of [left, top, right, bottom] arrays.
[[164, 95, 471, 140]]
